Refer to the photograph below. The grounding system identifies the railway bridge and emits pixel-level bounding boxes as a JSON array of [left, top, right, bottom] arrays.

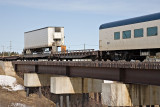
[[4, 61, 160, 106]]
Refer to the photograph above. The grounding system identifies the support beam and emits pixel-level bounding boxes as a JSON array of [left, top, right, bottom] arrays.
[[66, 95, 70, 107], [26, 87, 29, 97], [39, 87, 42, 98], [82, 93, 85, 107], [60, 95, 63, 107]]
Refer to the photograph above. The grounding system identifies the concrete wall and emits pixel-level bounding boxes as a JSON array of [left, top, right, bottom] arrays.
[[102, 83, 160, 106], [0, 61, 15, 76]]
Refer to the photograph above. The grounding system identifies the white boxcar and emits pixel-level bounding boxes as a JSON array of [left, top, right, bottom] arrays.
[[24, 27, 64, 49], [99, 13, 160, 51]]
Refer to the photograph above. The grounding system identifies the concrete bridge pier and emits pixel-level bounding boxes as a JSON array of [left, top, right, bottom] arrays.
[[102, 83, 160, 106], [66, 95, 70, 107], [25, 87, 42, 98], [60, 95, 63, 107], [26, 87, 29, 97], [50, 77, 103, 107], [55, 94, 70, 107], [24, 73, 103, 107], [24, 73, 72, 106], [38, 87, 42, 98], [24, 73, 54, 97]]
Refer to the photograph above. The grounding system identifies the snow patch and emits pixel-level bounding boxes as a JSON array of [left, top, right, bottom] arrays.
[[0, 75, 24, 91], [10, 103, 31, 107], [104, 80, 114, 83]]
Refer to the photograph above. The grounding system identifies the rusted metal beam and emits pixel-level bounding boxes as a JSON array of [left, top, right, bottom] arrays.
[[69, 67, 120, 81], [12, 61, 160, 70], [123, 69, 160, 85]]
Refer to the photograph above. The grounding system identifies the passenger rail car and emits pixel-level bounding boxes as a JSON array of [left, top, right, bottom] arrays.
[[99, 12, 160, 61]]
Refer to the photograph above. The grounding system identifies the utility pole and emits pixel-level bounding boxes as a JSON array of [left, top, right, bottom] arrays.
[[68, 47, 70, 51], [2, 45, 4, 57], [9, 41, 12, 56], [84, 43, 85, 50]]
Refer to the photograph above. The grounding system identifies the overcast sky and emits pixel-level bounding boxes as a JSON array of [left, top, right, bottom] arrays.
[[0, 0, 160, 52]]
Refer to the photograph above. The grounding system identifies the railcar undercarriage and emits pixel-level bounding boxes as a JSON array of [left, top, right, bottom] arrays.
[[1, 49, 160, 62]]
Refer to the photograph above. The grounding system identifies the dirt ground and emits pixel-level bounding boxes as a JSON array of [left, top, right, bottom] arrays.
[[0, 66, 5, 75], [0, 66, 55, 107], [0, 87, 55, 107]]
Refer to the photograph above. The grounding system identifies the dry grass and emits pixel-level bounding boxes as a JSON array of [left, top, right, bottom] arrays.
[[0, 66, 5, 75], [0, 87, 55, 107]]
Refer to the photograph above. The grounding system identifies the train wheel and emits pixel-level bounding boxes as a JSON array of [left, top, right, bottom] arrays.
[[126, 55, 131, 62], [126, 58, 131, 62], [70, 59, 73, 61], [103, 58, 107, 61], [91, 58, 96, 61], [139, 57, 146, 62], [139, 59, 144, 62], [98, 58, 102, 61], [114, 57, 119, 61]]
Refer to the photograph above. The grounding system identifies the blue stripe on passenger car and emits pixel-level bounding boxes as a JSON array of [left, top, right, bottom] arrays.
[[99, 13, 160, 30]]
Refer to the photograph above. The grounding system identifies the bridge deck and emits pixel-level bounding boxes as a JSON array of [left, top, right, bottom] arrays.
[[12, 61, 160, 86]]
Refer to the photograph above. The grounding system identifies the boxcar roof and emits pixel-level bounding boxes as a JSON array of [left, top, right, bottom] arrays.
[[99, 12, 160, 30], [25, 26, 64, 33]]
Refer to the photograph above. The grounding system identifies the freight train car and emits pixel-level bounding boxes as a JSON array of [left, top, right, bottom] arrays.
[[99, 12, 160, 61], [24, 27, 64, 55]]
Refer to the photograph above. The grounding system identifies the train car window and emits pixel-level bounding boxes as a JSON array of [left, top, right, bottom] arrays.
[[134, 28, 143, 38], [55, 27, 61, 32], [123, 30, 131, 39], [147, 26, 158, 36], [114, 32, 120, 40]]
